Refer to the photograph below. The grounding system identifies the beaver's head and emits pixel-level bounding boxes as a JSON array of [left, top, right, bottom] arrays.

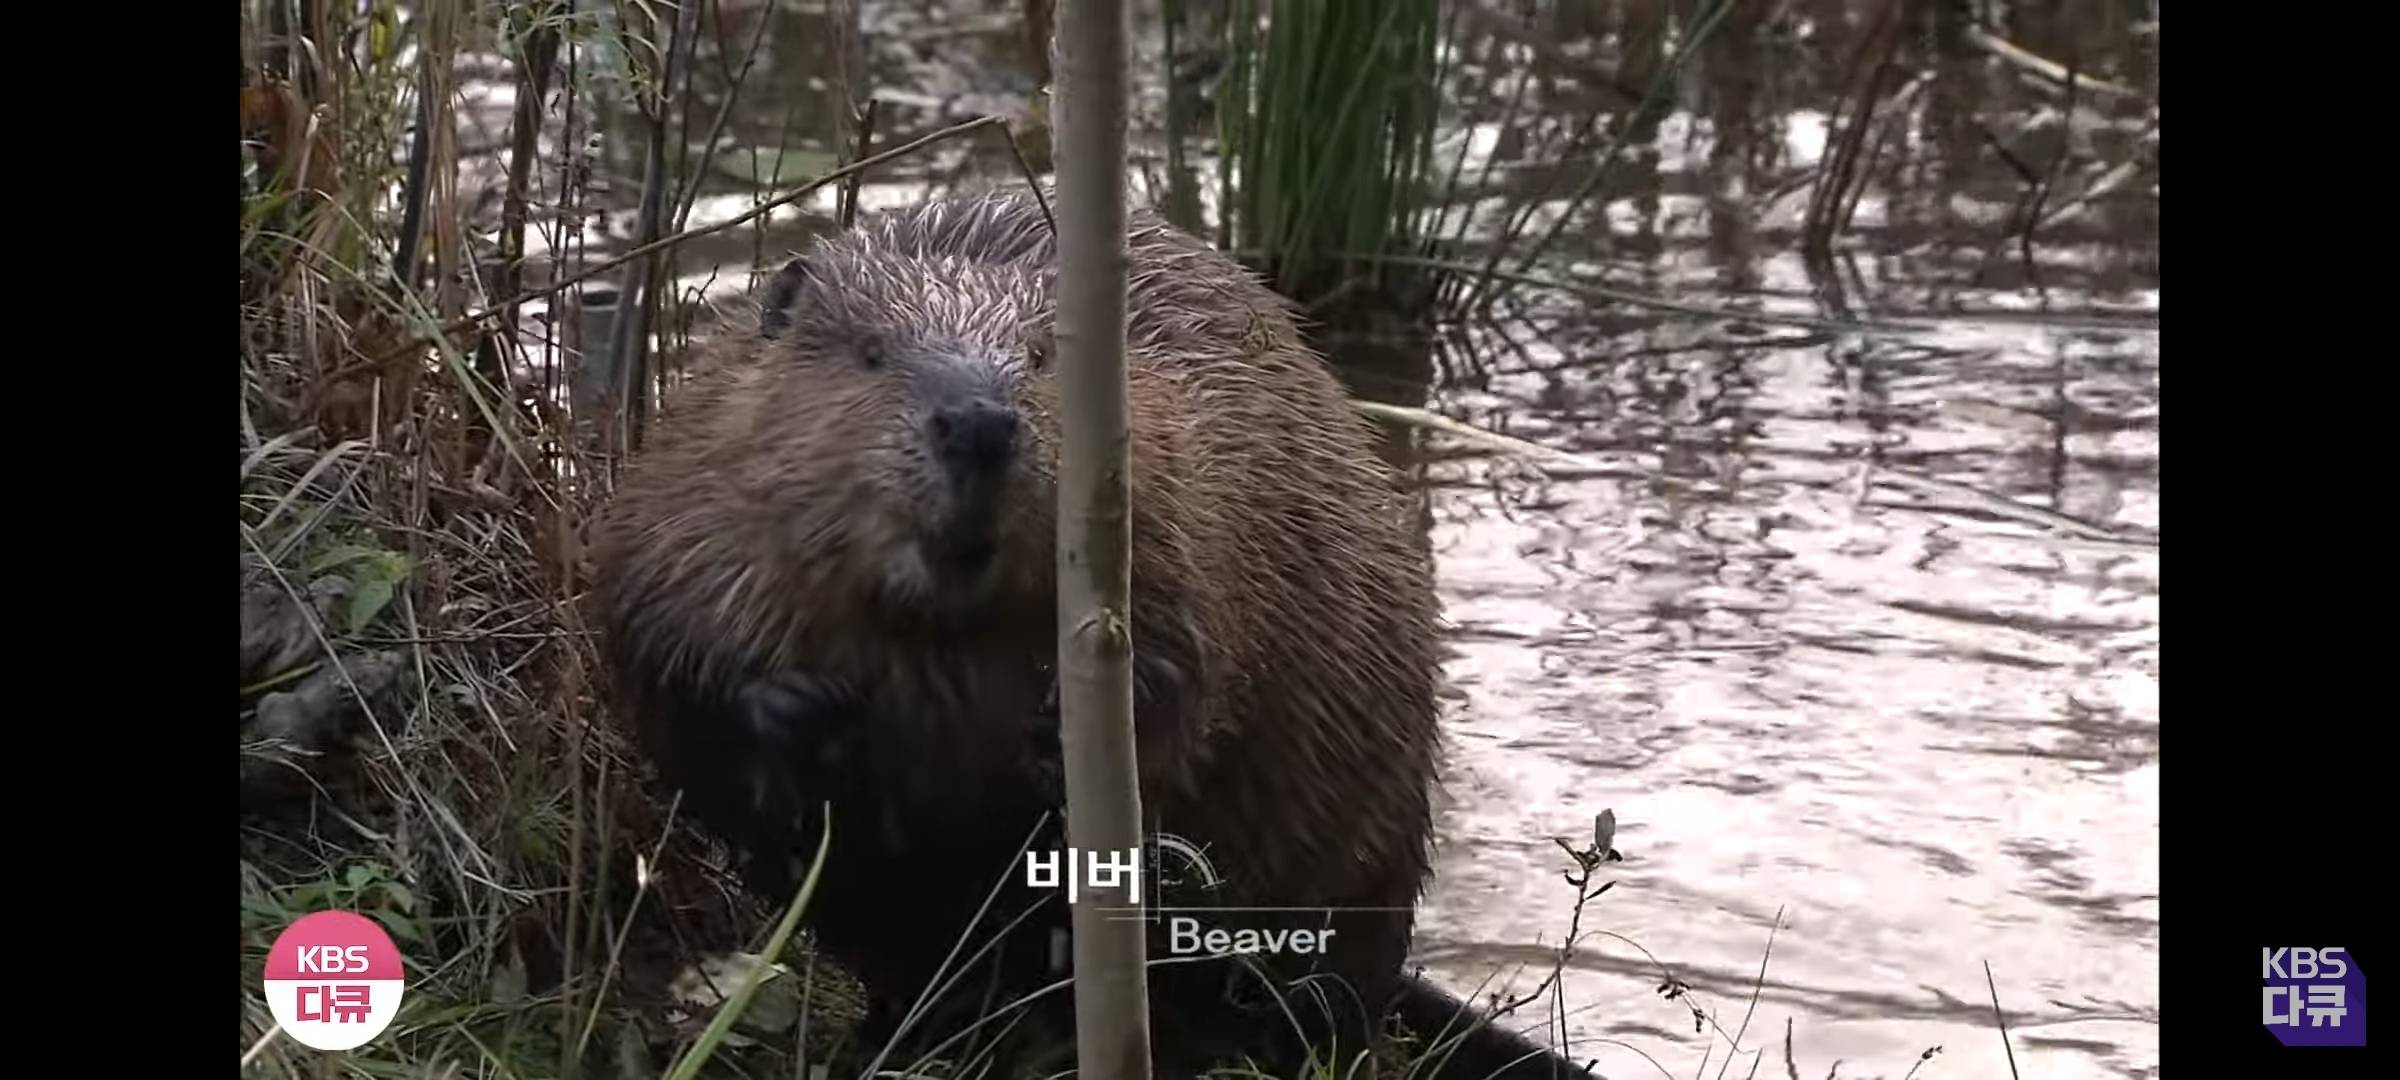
[[752, 241, 1060, 618]]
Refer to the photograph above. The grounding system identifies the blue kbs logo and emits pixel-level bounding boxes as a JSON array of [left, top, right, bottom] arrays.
[[2262, 947, 2364, 1047]]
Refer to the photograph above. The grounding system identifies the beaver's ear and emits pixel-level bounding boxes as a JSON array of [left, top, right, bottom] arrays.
[[1020, 319, 1057, 372], [758, 256, 815, 339]]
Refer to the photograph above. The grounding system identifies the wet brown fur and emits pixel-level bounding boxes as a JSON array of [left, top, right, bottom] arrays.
[[592, 190, 1445, 1075]]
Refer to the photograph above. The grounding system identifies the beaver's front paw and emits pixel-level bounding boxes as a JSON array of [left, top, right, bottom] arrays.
[[1026, 653, 1186, 803], [1034, 653, 1184, 718], [1029, 675, 1065, 806], [1132, 652, 1184, 721], [730, 670, 863, 900], [736, 670, 865, 781]]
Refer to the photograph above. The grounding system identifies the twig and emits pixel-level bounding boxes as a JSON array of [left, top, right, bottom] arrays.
[[752, 92, 811, 295], [2038, 157, 2148, 233], [670, 0, 778, 237], [339, 116, 1008, 382], [1716, 909, 1785, 1080], [839, 97, 879, 228], [2019, 44, 2083, 281], [574, 808, 687, 1060], [393, 47, 438, 292], [1477, 0, 1741, 309], [1058, 15, 1158, 1052], [1963, 24, 2143, 100], [1357, 397, 2153, 547], [1984, 962, 2021, 1080], [358, 629, 596, 645], [1160, 0, 1201, 234], [1803, 0, 1907, 261], [1350, 400, 1597, 470], [558, 577, 592, 1079], [1366, 253, 1923, 335], [1834, 74, 1927, 244], [1488, 849, 1619, 1021], [994, 123, 1057, 233], [860, 813, 1060, 1079], [660, 806, 834, 1080], [1423, 11, 1518, 286], [240, 1022, 282, 1067], [1865, 465, 2144, 544], [1346, 250, 2160, 335], [238, 527, 487, 881], [497, 1, 565, 343], [1974, 121, 2044, 186], [608, 0, 707, 449]]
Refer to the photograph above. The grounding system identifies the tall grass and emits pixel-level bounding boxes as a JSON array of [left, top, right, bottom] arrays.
[[1214, 0, 1445, 315], [237, 1, 864, 1075]]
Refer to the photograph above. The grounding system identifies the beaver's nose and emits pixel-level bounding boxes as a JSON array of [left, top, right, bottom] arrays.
[[931, 398, 1018, 475]]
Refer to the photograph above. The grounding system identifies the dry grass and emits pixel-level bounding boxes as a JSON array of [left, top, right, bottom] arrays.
[[237, 2, 871, 1075], [234, 263, 862, 1075]]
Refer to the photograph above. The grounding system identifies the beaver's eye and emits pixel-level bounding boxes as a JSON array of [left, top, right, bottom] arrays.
[[1025, 338, 1051, 371], [858, 339, 886, 369]]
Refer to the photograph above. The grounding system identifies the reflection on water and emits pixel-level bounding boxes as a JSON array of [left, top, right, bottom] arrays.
[[1414, 293, 2159, 1078], [1399, 5, 2158, 1077], [475, 1, 2158, 1076]]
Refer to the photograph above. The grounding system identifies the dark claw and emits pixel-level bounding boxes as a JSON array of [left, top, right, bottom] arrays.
[[728, 671, 859, 901], [758, 257, 813, 339], [1029, 672, 1064, 806], [1133, 653, 1183, 715], [1032, 653, 1182, 721], [1025, 654, 1183, 805], [736, 671, 862, 777]]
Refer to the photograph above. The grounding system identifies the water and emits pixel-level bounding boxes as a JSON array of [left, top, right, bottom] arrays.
[[1390, 7, 2159, 1076], [493, 1, 2160, 1075], [1410, 295, 2159, 1078]]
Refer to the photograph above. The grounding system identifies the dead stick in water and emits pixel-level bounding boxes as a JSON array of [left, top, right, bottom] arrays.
[[1354, 400, 2153, 546], [1963, 25, 2142, 100], [1984, 961, 2022, 1080]]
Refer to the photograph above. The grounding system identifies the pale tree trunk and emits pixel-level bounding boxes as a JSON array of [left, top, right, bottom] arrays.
[[1051, 0, 1152, 1077]]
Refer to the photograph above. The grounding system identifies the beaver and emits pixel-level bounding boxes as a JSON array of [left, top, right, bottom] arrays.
[[591, 189, 1579, 1078]]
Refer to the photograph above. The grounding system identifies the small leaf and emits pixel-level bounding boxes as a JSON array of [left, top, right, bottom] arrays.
[[240, 894, 291, 924], [381, 913, 425, 945], [616, 1017, 653, 1079], [346, 864, 373, 890], [309, 544, 380, 575], [345, 551, 414, 634], [492, 951, 528, 1005]]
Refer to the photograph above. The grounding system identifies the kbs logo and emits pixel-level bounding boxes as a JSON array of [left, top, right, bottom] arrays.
[[261, 911, 409, 1052], [2262, 947, 2365, 1047]]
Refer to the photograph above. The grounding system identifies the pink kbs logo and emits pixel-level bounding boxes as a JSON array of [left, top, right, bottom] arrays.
[[261, 911, 408, 1052]]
